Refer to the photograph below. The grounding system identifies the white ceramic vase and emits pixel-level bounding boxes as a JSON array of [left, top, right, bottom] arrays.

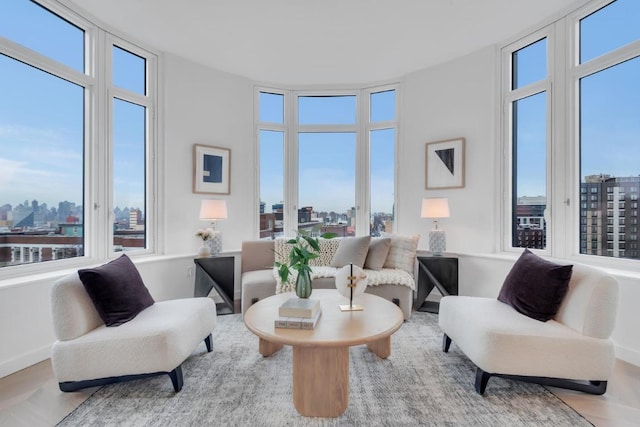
[[198, 241, 211, 257]]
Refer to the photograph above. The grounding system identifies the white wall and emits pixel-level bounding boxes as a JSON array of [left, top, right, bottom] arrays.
[[162, 53, 255, 256], [399, 47, 498, 254]]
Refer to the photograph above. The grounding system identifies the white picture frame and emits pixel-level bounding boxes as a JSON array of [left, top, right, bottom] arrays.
[[425, 138, 465, 189], [193, 144, 231, 195]]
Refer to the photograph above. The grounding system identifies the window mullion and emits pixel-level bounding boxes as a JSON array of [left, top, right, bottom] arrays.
[[573, 40, 640, 79], [357, 90, 369, 237], [0, 36, 92, 87], [93, 28, 109, 260], [285, 91, 298, 237]]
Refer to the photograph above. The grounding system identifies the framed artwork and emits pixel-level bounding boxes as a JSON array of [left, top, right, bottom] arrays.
[[425, 138, 465, 189], [193, 144, 231, 194]]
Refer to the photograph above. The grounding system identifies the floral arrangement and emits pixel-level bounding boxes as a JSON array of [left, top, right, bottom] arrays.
[[195, 228, 214, 241]]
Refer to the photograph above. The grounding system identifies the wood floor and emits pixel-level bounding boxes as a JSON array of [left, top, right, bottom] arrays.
[[1, 357, 639, 426]]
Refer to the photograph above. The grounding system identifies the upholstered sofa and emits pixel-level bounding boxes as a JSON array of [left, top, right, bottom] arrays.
[[439, 261, 618, 394], [241, 236, 418, 320]]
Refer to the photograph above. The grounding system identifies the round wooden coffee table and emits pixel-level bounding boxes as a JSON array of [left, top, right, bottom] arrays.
[[243, 289, 404, 417]]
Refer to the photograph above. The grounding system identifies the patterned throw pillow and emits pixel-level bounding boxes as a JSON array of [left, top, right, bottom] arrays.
[[312, 239, 341, 266], [382, 233, 420, 275], [273, 238, 340, 267]]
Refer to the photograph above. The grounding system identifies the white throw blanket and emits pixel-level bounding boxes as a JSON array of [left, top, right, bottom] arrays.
[[273, 265, 415, 294]]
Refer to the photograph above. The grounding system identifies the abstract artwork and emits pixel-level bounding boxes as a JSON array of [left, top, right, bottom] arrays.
[[425, 138, 465, 189], [193, 144, 231, 194]]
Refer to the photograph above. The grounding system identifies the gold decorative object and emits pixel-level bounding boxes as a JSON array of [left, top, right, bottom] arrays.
[[337, 263, 367, 312]]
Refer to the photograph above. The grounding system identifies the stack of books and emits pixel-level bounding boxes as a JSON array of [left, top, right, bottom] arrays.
[[275, 297, 322, 330]]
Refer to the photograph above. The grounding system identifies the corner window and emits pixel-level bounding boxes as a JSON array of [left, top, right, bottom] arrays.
[[257, 87, 397, 238], [502, 0, 640, 264]]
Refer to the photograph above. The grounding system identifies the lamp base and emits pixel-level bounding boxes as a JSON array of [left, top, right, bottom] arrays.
[[208, 230, 223, 255], [428, 230, 446, 256], [339, 304, 364, 311]]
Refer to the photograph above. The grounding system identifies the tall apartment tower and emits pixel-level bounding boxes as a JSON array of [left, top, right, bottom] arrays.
[[580, 175, 640, 259]]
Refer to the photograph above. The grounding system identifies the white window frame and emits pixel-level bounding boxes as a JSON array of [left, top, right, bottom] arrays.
[[0, 0, 159, 279], [105, 34, 158, 257], [254, 84, 399, 239], [501, 0, 640, 271], [501, 26, 554, 257], [364, 84, 400, 236]]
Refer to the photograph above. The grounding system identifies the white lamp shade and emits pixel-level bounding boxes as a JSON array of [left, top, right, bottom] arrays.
[[421, 198, 450, 219], [335, 264, 368, 299], [199, 199, 228, 220]]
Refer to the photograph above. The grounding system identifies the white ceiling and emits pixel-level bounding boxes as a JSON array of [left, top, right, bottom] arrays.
[[66, 0, 588, 85]]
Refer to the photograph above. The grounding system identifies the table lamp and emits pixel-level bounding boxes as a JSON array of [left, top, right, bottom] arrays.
[[199, 199, 228, 255], [421, 197, 450, 256]]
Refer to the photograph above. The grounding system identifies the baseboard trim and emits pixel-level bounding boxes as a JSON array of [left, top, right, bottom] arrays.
[[0, 345, 50, 379], [615, 344, 640, 368]]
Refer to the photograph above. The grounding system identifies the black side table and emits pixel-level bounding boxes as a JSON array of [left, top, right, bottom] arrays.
[[416, 255, 458, 313], [194, 256, 235, 315]]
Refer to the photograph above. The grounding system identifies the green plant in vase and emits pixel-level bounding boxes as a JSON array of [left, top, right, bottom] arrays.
[[275, 230, 337, 298]]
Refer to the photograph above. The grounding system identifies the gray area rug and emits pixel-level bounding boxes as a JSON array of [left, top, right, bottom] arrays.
[[58, 312, 590, 426]]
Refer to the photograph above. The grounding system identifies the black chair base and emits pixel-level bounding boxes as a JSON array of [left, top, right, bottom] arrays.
[[58, 334, 213, 393], [442, 333, 608, 396], [475, 367, 608, 395], [59, 366, 184, 392]]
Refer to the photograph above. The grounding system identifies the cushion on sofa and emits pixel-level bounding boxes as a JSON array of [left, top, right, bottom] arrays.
[[274, 238, 340, 267], [382, 233, 419, 275], [330, 236, 371, 268], [364, 238, 391, 270], [497, 249, 573, 322], [78, 254, 155, 327]]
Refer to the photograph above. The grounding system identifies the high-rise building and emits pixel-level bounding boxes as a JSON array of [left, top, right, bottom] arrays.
[[580, 175, 640, 259]]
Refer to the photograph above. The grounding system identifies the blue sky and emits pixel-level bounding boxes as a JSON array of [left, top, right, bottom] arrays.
[[259, 91, 396, 214], [514, 0, 639, 199], [1, 0, 638, 215], [0, 0, 146, 211]]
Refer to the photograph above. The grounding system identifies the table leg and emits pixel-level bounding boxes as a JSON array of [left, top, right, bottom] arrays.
[[292, 346, 349, 417], [259, 338, 283, 357], [367, 335, 391, 359]]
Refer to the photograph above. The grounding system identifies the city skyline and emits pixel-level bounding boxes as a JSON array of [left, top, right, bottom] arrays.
[[1, 1, 146, 210]]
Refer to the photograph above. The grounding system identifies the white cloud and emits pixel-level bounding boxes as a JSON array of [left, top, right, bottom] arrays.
[[0, 158, 24, 188]]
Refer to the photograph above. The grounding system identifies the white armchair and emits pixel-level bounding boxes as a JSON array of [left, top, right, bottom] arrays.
[[50, 272, 217, 392], [439, 262, 618, 394]]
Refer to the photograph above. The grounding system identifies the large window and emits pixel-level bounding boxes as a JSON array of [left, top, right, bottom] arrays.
[[110, 42, 153, 253], [504, 35, 550, 252], [0, 1, 157, 270], [369, 90, 396, 236], [502, 0, 640, 264], [257, 87, 397, 238], [578, 0, 640, 260]]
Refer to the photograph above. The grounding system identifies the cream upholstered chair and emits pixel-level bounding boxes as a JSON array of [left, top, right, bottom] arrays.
[[439, 262, 618, 395], [50, 271, 216, 392]]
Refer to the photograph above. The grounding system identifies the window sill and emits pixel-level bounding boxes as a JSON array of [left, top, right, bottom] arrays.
[[0, 253, 198, 290]]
